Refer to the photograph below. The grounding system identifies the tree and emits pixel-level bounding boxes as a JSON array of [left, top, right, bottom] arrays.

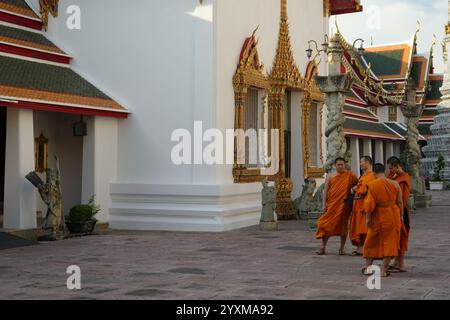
[[432, 155, 445, 182]]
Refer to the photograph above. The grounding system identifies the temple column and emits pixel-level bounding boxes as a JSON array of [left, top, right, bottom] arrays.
[[363, 139, 372, 158], [375, 140, 384, 164], [350, 138, 360, 175], [315, 35, 353, 172], [385, 141, 394, 160], [82, 116, 118, 225], [3, 108, 37, 230]]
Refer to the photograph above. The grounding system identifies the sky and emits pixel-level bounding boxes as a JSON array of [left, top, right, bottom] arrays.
[[337, 0, 448, 73]]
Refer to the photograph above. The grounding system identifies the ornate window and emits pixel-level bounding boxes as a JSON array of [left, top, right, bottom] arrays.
[[388, 106, 398, 122], [302, 62, 325, 179], [35, 133, 48, 173], [233, 30, 270, 183]]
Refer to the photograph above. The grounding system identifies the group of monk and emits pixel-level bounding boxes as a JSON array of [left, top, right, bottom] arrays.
[[315, 156, 411, 278]]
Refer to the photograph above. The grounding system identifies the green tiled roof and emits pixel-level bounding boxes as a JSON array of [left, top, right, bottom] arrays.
[[344, 118, 400, 137], [382, 83, 399, 91], [363, 49, 404, 76], [410, 60, 423, 88], [385, 122, 406, 136], [422, 109, 438, 117], [385, 122, 426, 141], [426, 79, 443, 101], [0, 55, 111, 99], [0, 25, 60, 50], [347, 89, 359, 100], [344, 105, 374, 117], [2, 0, 30, 9], [419, 123, 432, 136]]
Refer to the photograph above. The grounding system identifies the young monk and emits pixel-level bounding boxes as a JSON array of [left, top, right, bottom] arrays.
[[387, 156, 411, 273], [350, 156, 376, 256], [316, 157, 358, 255], [362, 163, 403, 277]]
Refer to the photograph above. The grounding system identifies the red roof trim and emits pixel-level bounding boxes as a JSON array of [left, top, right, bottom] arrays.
[[330, 0, 363, 16], [345, 133, 400, 141], [0, 11, 42, 30], [0, 100, 129, 119], [0, 42, 71, 64], [344, 113, 378, 122]]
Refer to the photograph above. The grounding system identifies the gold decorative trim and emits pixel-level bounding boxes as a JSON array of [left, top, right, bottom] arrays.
[[40, 0, 59, 31], [268, 0, 308, 219], [302, 62, 325, 179], [35, 133, 48, 173], [232, 28, 270, 183], [323, 0, 330, 17]]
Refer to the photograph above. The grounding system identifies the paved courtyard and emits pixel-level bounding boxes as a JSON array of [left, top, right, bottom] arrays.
[[1, 191, 450, 300]]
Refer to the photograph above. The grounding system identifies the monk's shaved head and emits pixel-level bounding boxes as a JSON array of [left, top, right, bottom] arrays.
[[360, 156, 373, 172], [335, 157, 346, 165], [387, 156, 404, 176], [373, 163, 385, 174], [387, 156, 402, 167], [361, 156, 373, 165], [334, 157, 347, 173]]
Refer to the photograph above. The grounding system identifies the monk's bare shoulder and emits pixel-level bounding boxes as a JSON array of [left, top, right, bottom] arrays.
[[387, 179, 401, 189], [327, 172, 339, 181]]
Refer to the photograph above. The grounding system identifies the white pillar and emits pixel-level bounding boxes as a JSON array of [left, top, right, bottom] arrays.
[[291, 92, 303, 198], [363, 139, 372, 158], [4, 108, 37, 230], [386, 141, 394, 160], [375, 140, 384, 164], [393, 142, 401, 158], [82, 116, 118, 224], [350, 138, 360, 175]]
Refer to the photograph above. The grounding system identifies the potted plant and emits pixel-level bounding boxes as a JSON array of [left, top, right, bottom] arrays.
[[66, 195, 100, 234], [430, 155, 446, 191]]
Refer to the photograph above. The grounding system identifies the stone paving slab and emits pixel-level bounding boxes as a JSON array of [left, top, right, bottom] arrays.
[[0, 191, 449, 300]]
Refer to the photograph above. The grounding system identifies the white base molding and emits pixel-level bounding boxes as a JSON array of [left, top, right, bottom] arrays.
[[109, 183, 262, 232]]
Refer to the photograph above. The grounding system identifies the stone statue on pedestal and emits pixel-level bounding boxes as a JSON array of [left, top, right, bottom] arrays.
[[293, 177, 316, 219], [402, 78, 432, 208], [26, 156, 65, 240], [260, 179, 278, 231]]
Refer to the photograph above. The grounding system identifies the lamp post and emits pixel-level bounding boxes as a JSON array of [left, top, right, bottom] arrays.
[[352, 38, 365, 56], [308, 33, 354, 172]]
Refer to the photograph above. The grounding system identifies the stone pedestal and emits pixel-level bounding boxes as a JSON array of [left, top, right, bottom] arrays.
[[275, 177, 296, 220], [260, 221, 279, 231], [308, 211, 322, 231], [407, 194, 415, 213], [414, 194, 432, 209]]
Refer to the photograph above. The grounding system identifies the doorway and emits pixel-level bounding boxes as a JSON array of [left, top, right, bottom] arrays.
[[0, 107, 6, 228], [284, 91, 292, 178]]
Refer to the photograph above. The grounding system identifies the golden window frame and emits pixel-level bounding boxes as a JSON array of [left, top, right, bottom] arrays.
[[35, 133, 48, 173], [232, 30, 271, 183], [302, 62, 325, 179]]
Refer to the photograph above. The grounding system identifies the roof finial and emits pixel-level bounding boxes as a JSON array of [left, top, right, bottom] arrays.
[[334, 16, 340, 35], [281, 0, 287, 22], [413, 20, 421, 54]]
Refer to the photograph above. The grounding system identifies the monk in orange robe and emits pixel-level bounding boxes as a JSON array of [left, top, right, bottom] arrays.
[[316, 157, 358, 255], [349, 156, 376, 256], [387, 156, 411, 272], [362, 163, 403, 277]]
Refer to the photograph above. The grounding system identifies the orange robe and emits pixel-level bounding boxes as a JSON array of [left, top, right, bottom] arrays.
[[316, 171, 358, 239], [350, 170, 376, 246], [363, 179, 402, 259], [392, 172, 411, 252]]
